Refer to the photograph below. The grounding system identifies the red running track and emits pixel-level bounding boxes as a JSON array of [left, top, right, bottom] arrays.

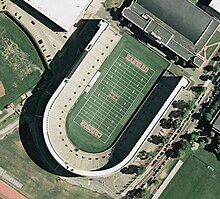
[[0, 180, 26, 199]]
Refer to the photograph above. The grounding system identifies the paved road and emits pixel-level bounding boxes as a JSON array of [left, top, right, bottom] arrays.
[[0, 118, 19, 139]]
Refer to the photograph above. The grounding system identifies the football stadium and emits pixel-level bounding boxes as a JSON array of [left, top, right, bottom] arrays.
[[43, 20, 189, 177]]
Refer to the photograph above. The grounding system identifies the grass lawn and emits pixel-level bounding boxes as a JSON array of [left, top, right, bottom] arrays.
[[168, 64, 191, 79], [0, 131, 111, 199], [0, 14, 44, 109], [104, 0, 124, 9], [200, 49, 205, 57], [206, 45, 218, 60], [207, 31, 220, 46], [159, 149, 220, 199], [66, 33, 169, 153], [188, 0, 199, 4]]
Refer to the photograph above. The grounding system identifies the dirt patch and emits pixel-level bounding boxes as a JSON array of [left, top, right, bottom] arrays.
[[0, 81, 5, 97]]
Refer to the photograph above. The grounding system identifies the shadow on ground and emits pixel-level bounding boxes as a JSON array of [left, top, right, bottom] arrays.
[[19, 19, 101, 176], [101, 74, 181, 169]]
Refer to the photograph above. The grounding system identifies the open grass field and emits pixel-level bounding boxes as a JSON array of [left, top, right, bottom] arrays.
[[66, 33, 169, 153], [0, 131, 111, 199], [159, 150, 220, 199], [207, 31, 220, 46], [206, 44, 218, 60], [104, 0, 124, 9], [0, 14, 44, 108]]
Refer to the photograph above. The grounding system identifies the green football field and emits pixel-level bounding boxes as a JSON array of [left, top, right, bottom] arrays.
[[160, 153, 220, 199], [66, 33, 170, 153], [0, 14, 44, 108]]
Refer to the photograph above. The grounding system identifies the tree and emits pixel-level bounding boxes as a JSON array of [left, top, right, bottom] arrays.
[[191, 86, 205, 94], [161, 136, 169, 144], [173, 119, 181, 129], [169, 110, 182, 118], [199, 140, 206, 149], [119, 17, 124, 22], [181, 110, 188, 119], [127, 22, 133, 28], [172, 100, 187, 109], [186, 100, 196, 109], [190, 132, 199, 142], [204, 112, 212, 121], [176, 149, 185, 158], [137, 165, 145, 175], [179, 140, 189, 150], [204, 65, 213, 72], [208, 108, 216, 115], [217, 136, 220, 143], [160, 118, 171, 129]]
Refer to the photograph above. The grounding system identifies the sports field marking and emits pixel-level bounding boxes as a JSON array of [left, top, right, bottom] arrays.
[[72, 49, 156, 142], [80, 120, 102, 138], [123, 49, 156, 77], [75, 51, 151, 138], [126, 53, 149, 73], [73, 120, 107, 143]]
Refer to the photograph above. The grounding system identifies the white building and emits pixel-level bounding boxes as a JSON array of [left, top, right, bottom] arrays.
[[23, 0, 92, 31], [210, 0, 220, 13]]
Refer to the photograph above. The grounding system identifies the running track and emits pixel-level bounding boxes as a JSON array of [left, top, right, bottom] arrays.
[[0, 180, 26, 199]]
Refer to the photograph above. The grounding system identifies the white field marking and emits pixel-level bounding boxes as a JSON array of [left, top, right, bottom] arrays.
[[120, 72, 153, 124], [74, 116, 109, 138], [106, 70, 148, 94], [113, 57, 150, 85], [103, 58, 146, 143], [96, 57, 131, 132], [74, 48, 156, 143], [116, 57, 150, 83], [73, 51, 124, 123], [79, 110, 118, 130], [83, 94, 125, 119], [72, 120, 107, 143], [122, 49, 156, 77], [106, 49, 156, 136]]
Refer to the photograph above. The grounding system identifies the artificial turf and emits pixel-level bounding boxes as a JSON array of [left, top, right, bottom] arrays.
[[66, 33, 169, 153]]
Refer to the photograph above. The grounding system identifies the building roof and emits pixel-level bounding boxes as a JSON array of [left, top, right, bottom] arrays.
[[213, 112, 220, 133], [122, 0, 219, 65], [137, 0, 211, 43], [210, 0, 220, 13], [22, 0, 91, 31]]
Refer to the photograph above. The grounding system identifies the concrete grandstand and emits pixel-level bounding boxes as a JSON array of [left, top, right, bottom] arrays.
[[122, 0, 219, 67], [42, 19, 189, 177], [22, 0, 92, 31]]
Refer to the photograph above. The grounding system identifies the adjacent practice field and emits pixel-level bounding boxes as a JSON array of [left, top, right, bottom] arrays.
[[0, 14, 44, 108], [159, 153, 220, 199], [66, 33, 169, 153]]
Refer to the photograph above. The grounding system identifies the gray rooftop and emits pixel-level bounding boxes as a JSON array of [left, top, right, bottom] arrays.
[[122, 0, 219, 63], [137, 0, 211, 43], [213, 113, 220, 133]]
